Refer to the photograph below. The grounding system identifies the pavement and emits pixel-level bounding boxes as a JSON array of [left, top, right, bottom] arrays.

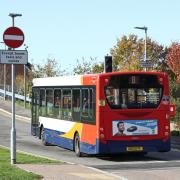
[[0, 97, 120, 180]]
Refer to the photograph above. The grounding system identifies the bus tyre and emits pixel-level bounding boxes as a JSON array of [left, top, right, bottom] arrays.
[[41, 127, 48, 146], [74, 134, 82, 157]]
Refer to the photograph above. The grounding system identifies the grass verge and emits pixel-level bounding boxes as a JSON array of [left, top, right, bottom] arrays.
[[0, 147, 62, 180]]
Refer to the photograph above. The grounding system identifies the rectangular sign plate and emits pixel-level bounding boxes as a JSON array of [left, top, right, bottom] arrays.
[[0, 50, 28, 64], [126, 146, 143, 152], [140, 60, 153, 68], [112, 119, 158, 136]]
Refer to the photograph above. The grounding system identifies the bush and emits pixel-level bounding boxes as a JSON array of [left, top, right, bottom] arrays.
[[171, 130, 180, 136]]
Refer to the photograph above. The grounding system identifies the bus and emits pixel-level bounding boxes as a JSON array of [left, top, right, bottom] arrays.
[[31, 72, 175, 156]]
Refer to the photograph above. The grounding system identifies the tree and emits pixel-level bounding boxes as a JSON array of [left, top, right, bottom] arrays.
[[29, 58, 65, 78], [110, 35, 143, 71], [15, 74, 24, 94], [73, 57, 103, 75], [110, 34, 165, 71], [167, 42, 180, 83]]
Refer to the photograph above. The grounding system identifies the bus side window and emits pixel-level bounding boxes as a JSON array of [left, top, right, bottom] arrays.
[[39, 89, 46, 116], [46, 89, 54, 117], [82, 89, 89, 117], [54, 89, 62, 119], [32, 88, 40, 136], [62, 89, 72, 120], [72, 89, 80, 122], [81, 88, 96, 124]]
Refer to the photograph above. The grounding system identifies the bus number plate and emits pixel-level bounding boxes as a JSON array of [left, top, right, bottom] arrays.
[[126, 146, 143, 152]]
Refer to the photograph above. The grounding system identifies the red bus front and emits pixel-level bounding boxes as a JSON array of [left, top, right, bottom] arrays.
[[97, 72, 171, 154]]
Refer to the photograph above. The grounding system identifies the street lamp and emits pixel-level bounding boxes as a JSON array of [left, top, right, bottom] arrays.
[[9, 13, 22, 26], [9, 12, 22, 165], [24, 44, 28, 108], [134, 26, 148, 70]]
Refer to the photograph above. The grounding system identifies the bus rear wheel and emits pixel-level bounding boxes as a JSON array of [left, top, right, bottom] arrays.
[[74, 134, 82, 157]]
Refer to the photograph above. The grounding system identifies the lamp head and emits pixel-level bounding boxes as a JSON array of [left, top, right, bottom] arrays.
[[9, 13, 22, 18]]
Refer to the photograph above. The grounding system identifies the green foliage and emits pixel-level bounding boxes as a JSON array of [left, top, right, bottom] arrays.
[[31, 58, 65, 78], [110, 34, 166, 72], [110, 34, 143, 71], [171, 130, 180, 136], [73, 57, 103, 75]]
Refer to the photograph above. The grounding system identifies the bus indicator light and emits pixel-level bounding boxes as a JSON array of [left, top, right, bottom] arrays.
[[99, 99, 105, 106]]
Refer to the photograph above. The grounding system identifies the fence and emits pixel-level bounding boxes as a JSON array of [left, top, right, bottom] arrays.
[[0, 88, 31, 103]]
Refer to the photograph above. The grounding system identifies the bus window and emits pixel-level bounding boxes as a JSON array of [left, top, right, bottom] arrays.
[[89, 89, 95, 118], [54, 89, 62, 119], [32, 88, 39, 136], [62, 89, 72, 120], [72, 89, 80, 122], [105, 74, 163, 109], [39, 89, 46, 116], [82, 89, 89, 117], [46, 89, 54, 117], [81, 88, 95, 124]]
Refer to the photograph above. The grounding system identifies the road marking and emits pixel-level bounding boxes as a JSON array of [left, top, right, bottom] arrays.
[[79, 164, 128, 180], [0, 108, 30, 123]]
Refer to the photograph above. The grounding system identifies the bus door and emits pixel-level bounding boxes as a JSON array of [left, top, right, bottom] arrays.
[[31, 88, 40, 136]]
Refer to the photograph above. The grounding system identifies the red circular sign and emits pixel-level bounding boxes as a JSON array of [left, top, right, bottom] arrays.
[[3, 27, 24, 48]]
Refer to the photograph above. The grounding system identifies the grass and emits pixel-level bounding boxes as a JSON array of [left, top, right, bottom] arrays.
[[0, 147, 62, 180]]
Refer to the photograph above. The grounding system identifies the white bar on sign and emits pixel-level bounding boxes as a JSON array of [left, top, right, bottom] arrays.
[[4, 35, 23, 41]]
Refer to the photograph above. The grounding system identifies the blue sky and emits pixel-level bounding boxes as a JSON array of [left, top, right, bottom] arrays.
[[0, 0, 180, 72]]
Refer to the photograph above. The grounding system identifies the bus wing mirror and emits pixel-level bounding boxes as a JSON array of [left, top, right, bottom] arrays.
[[169, 104, 176, 118]]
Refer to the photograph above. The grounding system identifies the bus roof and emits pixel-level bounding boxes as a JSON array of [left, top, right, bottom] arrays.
[[33, 75, 83, 87], [32, 71, 167, 87]]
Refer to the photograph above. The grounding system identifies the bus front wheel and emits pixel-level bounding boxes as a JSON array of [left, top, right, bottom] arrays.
[[41, 127, 48, 146], [74, 134, 82, 157]]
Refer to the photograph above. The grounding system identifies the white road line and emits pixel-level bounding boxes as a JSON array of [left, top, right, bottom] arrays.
[[79, 164, 128, 180], [0, 108, 30, 123]]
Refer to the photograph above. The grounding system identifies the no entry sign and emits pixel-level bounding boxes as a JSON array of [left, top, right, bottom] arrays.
[[3, 27, 24, 48]]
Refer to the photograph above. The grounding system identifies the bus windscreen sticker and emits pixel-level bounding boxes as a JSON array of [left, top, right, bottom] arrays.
[[112, 120, 158, 136]]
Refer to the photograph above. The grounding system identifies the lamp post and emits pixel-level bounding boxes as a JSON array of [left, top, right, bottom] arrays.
[[9, 13, 22, 165], [24, 44, 28, 108], [0, 42, 7, 100], [134, 26, 148, 71]]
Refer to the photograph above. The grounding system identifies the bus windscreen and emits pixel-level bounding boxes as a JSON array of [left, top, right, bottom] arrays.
[[105, 74, 163, 109]]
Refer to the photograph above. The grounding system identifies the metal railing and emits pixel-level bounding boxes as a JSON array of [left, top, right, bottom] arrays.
[[0, 88, 31, 103]]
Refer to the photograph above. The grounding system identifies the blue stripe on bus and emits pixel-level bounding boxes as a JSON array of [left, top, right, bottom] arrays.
[[97, 138, 170, 154], [43, 128, 97, 154]]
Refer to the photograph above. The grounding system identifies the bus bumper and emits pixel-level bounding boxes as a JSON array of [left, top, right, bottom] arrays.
[[97, 138, 171, 154]]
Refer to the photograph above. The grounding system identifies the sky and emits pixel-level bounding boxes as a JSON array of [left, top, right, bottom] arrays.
[[0, 0, 180, 72]]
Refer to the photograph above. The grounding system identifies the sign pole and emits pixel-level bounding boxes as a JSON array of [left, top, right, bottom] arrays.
[[9, 13, 22, 165], [1, 13, 26, 165], [11, 14, 16, 165], [11, 62, 16, 164]]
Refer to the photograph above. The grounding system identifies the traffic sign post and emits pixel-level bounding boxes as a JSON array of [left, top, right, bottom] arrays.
[[0, 13, 26, 165]]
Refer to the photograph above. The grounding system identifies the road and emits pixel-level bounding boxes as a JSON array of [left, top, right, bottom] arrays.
[[1, 111, 180, 179]]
